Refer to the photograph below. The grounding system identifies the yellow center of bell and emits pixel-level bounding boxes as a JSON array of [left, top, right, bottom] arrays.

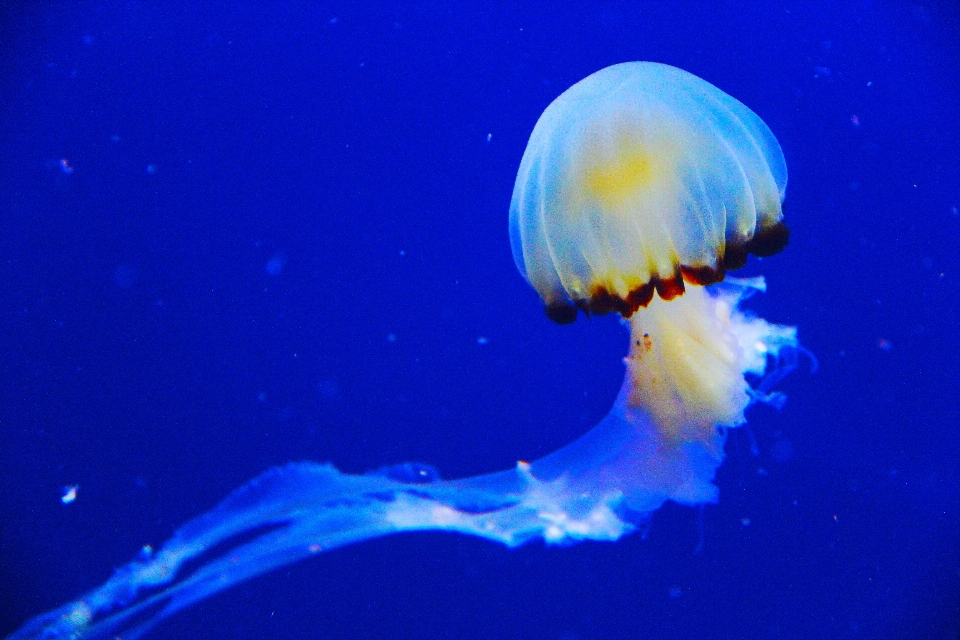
[[582, 136, 662, 210]]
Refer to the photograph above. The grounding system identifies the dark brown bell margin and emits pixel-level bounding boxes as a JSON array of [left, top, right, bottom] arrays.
[[544, 221, 789, 324], [724, 221, 790, 270]]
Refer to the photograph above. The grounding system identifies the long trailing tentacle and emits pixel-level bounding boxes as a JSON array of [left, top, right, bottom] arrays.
[[7, 280, 803, 640]]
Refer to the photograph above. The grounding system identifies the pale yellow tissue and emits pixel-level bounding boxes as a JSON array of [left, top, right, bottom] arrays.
[[624, 285, 750, 444], [583, 140, 660, 210]]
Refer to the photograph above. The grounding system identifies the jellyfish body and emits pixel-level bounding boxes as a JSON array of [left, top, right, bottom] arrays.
[[7, 63, 804, 640], [509, 62, 788, 324], [509, 61, 795, 450]]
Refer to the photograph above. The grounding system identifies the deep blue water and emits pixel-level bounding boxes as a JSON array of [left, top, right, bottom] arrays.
[[1, 3, 958, 639]]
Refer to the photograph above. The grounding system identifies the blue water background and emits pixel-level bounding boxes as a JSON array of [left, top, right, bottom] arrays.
[[1, 3, 958, 638]]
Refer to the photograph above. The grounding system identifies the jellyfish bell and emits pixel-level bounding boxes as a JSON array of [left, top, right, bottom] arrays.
[[510, 62, 794, 448], [509, 61, 789, 324]]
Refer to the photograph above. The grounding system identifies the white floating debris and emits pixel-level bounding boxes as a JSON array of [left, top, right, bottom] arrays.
[[61, 485, 78, 504]]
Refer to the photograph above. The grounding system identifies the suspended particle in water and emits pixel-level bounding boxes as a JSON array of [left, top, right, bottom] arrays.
[[61, 485, 78, 504], [265, 252, 286, 276]]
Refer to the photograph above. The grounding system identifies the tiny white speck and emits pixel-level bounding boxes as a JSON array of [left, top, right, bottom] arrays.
[[61, 485, 78, 504]]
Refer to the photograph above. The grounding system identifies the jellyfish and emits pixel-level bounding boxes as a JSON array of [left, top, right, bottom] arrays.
[[6, 62, 803, 640]]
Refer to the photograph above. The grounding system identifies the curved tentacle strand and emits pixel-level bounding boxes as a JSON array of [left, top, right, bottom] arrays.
[[7, 281, 799, 640]]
